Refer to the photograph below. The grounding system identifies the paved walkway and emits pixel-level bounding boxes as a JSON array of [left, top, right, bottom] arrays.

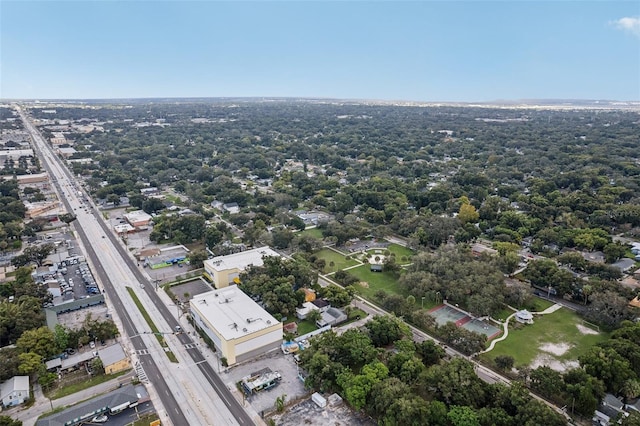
[[480, 303, 562, 354]]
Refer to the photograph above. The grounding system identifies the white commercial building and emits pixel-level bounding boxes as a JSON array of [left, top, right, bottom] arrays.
[[203, 246, 280, 289], [190, 286, 283, 365]]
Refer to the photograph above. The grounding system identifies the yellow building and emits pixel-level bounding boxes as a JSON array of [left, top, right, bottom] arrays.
[[203, 246, 280, 289], [190, 286, 283, 365], [98, 343, 131, 375]]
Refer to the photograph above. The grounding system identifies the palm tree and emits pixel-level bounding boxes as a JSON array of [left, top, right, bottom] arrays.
[[582, 284, 592, 305], [275, 393, 287, 413]]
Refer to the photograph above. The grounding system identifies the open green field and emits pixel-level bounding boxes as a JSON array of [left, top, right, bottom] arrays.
[[385, 244, 415, 264], [348, 264, 407, 300], [300, 227, 324, 239], [483, 307, 609, 369], [316, 248, 360, 273]]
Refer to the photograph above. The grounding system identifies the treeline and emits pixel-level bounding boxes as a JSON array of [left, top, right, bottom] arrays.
[[300, 315, 566, 426]]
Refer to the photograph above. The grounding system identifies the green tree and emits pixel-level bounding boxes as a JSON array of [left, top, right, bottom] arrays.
[[579, 346, 636, 393], [604, 242, 628, 264], [494, 355, 514, 371], [188, 249, 208, 269], [18, 352, 43, 377], [91, 357, 105, 375], [529, 366, 565, 400], [38, 371, 57, 392], [16, 326, 58, 358], [447, 405, 481, 426], [365, 315, 410, 347], [307, 309, 322, 325], [459, 203, 480, 224]]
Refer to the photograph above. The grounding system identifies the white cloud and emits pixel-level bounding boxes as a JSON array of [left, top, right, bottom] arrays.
[[611, 16, 640, 37]]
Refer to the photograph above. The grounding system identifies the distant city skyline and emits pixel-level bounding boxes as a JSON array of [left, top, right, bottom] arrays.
[[1, 1, 639, 102]]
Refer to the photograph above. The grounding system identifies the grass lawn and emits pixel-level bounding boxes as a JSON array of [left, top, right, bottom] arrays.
[[132, 414, 160, 426], [300, 227, 323, 239], [493, 307, 516, 321], [316, 248, 360, 273], [385, 244, 415, 264], [525, 297, 555, 312], [483, 307, 609, 369], [126, 287, 178, 363], [50, 370, 129, 399], [296, 320, 317, 336], [342, 307, 368, 325], [348, 264, 407, 300]]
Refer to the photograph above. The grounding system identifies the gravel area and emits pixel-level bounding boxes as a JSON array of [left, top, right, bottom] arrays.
[[223, 349, 308, 416]]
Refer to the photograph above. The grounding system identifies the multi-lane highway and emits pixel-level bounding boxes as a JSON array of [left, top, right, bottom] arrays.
[[17, 107, 256, 426]]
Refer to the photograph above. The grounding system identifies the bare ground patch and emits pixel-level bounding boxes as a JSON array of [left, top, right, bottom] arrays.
[[539, 342, 571, 356], [530, 354, 579, 372], [576, 324, 599, 335]]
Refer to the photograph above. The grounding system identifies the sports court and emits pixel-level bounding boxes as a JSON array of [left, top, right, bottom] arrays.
[[428, 304, 501, 339]]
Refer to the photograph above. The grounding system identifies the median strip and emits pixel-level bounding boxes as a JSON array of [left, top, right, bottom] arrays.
[[126, 286, 178, 363]]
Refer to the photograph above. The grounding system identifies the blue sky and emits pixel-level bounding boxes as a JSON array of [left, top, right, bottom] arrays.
[[1, 1, 639, 101]]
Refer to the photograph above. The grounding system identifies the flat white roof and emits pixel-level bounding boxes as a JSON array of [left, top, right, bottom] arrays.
[[191, 285, 280, 340], [204, 246, 280, 272], [124, 210, 152, 221]]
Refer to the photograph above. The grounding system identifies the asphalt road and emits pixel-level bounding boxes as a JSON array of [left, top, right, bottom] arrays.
[[18, 108, 189, 426], [19, 107, 254, 426]]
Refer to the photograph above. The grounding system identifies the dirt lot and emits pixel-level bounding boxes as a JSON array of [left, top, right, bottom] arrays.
[[269, 397, 375, 426], [222, 349, 308, 416]]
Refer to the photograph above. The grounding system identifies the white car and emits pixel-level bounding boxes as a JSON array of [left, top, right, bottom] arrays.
[[91, 414, 108, 423], [89, 341, 96, 349]]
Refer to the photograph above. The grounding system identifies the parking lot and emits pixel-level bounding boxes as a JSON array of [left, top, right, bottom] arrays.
[[223, 349, 308, 415], [170, 278, 212, 304], [57, 303, 110, 330]]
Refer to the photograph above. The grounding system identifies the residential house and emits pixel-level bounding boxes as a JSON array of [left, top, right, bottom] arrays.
[[223, 203, 240, 214], [1, 376, 29, 407], [296, 301, 320, 320], [99, 343, 131, 375], [593, 394, 627, 426], [581, 251, 605, 264], [611, 258, 636, 273], [311, 299, 330, 313], [317, 307, 347, 328]]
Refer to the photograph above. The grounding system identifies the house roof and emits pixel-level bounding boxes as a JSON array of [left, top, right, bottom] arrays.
[[612, 258, 635, 272], [311, 299, 330, 309], [0, 376, 29, 399], [99, 343, 127, 367], [603, 393, 624, 410], [35, 384, 138, 426]]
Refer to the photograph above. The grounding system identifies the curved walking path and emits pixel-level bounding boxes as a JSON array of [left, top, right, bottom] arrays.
[[480, 303, 562, 354]]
